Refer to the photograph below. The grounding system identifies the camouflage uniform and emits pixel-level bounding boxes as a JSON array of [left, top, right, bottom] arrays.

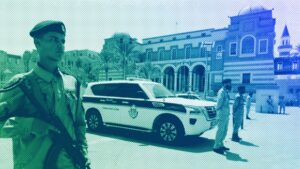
[[0, 65, 88, 169]]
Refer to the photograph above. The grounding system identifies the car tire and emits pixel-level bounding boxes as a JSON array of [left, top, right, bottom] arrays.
[[156, 119, 183, 144], [86, 109, 103, 131]]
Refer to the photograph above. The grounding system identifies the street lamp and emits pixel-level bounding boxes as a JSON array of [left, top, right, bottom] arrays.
[[119, 37, 133, 79], [202, 41, 214, 99]]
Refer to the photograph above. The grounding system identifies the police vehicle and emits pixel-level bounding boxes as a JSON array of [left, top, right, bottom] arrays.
[[82, 79, 217, 144]]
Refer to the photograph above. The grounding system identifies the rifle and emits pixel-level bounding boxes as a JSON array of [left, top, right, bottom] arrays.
[[17, 78, 90, 169]]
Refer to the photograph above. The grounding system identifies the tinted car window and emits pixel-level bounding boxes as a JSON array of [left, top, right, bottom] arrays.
[[91, 83, 147, 99], [178, 95, 188, 99], [116, 83, 147, 99], [91, 84, 104, 95], [190, 96, 197, 99]]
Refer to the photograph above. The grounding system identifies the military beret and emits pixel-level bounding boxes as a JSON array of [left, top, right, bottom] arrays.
[[222, 78, 231, 84], [30, 20, 66, 38]]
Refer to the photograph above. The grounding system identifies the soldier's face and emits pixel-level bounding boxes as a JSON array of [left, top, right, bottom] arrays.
[[36, 32, 65, 64], [224, 82, 232, 91]]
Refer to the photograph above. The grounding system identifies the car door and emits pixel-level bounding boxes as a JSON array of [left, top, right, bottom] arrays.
[[117, 83, 154, 129], [91, 83, 122, 124]]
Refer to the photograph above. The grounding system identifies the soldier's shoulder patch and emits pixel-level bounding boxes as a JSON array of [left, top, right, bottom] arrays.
[[0, 74, 26, 91]]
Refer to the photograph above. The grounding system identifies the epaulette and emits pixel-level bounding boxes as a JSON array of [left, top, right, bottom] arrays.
[[60, 70, 71, 76], [0, 75, 25, 92]]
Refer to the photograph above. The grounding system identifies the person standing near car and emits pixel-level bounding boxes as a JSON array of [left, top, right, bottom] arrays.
[[232, 86, 245, 142], [213, 79, 232, 154], [245, 92, 253, 120], [267, 95, 274, 113], [0, 20, 90, 168], [278, 96, 286, 114]]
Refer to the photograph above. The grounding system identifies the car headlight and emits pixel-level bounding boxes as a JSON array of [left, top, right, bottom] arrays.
[[186, 106, 206, 115]]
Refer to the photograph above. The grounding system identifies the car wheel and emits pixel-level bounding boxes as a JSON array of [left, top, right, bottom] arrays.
[[86, 110, 103, 131], [157, 120, 183, 144]]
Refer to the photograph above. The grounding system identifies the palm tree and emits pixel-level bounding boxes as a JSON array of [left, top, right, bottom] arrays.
[[111, 33, 140, 79], [139, 61, 155, 79], [99, 42, 119, 80], [99, 33, 140, 80]]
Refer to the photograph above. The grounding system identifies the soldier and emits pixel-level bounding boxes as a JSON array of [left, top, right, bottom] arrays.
[[278, 96, 286, 114], [213, 79, 232, 154], [245, 92, 253, 120], [267, 95, 274, 113], [232, 86, 245, 142], [0, 21, 90, 169]]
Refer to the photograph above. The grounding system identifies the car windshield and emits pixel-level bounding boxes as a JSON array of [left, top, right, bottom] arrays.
[[177, 94, 202, 100], [143, 83, 175, 98]]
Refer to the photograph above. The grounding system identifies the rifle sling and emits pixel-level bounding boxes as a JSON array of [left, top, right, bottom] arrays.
[[18, 78, 87, 168]]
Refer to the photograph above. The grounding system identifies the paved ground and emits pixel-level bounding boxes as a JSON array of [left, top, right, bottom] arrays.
[[1, 106, 300, 169]]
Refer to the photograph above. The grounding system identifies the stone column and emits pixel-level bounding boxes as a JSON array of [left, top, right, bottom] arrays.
[[174, 72, 177, 93], [189, 71, 192, 92]]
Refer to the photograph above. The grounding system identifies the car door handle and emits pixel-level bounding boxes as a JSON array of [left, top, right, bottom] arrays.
[[99, 99, 106, 102], [106, 99, 117, 103], [152, 102, 165, 108], [121, 101, 129, 105]]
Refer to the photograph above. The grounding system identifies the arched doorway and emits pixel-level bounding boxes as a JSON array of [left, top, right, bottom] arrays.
[[163, 67, 174, 91], [192, 65, 205, 92], [177, 66, 189, 92]]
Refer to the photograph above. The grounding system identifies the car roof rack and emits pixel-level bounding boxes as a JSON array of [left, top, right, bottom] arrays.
[[126, 77, 152, 81]]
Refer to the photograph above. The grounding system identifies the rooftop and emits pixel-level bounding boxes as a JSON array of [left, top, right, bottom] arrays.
[[238, 5, 267, 16]]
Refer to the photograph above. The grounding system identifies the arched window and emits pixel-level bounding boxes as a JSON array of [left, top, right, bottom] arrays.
[[241, 35, 255, 55]]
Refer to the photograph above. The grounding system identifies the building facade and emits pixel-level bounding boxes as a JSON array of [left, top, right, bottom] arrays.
[[138, 5, 277, 95], [60, 49, 100, 85], [274, 25, 300, 105], [0, 50, 23, 87], [98, 33, 140, 81]]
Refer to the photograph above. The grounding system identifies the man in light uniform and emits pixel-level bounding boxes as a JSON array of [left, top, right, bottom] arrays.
[[245, 92, 253, 120], [278, 96, 286, 114], [267, 95, 274, 113], [0, 21, 89, 169], [213, 79, 232, 154], [232, 86, 245, 142]]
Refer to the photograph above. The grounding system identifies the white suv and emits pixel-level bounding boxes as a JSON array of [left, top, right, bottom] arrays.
[[82, 80, 217, 144]]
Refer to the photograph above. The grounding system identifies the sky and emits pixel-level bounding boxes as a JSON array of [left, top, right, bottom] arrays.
[[0, 0, 299, 56]]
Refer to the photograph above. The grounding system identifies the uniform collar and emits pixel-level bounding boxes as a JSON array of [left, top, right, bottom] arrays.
[[33, 63, 62, 82]]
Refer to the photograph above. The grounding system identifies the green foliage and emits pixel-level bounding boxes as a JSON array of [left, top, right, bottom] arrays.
[[138, 61, 161, 81], [99, 33, 141, 80]]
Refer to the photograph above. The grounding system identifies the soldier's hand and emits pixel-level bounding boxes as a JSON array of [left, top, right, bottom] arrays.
[[0, 102, 9, 117], [30, 118, 58, 137]]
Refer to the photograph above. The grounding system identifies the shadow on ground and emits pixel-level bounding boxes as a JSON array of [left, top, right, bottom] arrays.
[[225, 151, 248, 162], [88, 127, 215, 153], [239, 140, 259, 147]]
